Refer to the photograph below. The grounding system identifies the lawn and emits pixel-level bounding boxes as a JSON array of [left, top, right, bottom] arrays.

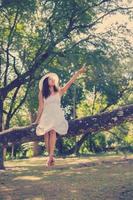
[[0, 153, 133, 200]]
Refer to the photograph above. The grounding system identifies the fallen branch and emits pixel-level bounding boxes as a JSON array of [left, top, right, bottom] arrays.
[[0, 104, 132, 144]]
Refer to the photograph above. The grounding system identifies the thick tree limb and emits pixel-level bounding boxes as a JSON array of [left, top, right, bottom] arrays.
[[0, 104, 132, 144]]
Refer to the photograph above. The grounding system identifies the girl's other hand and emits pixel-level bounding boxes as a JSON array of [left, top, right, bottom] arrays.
[[32, 121, 38, 125]]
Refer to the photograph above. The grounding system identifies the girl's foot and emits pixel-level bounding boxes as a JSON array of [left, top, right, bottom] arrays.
[[50, 157, 55, 166], [46, 156, 55, 167], [46, 159, 51, 167]]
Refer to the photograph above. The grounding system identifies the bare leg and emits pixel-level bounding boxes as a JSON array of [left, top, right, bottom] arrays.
[[44, 132, 50, 155], [44, 130, 56, 167], [49, 129, 57, 157], [45, 129, 56, 166]]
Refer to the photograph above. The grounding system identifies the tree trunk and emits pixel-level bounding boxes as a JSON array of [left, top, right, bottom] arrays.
[[65, 132, 90, 155], [3, 144, 7, 161], [29, 111, 40, 157], [11, 143, 15, 160], [0, 97, 5, 169], [31, 141, 41, 156], [56, 135, 64, 155], [0, 144, 5, 169], [88, 134, 95, 152]]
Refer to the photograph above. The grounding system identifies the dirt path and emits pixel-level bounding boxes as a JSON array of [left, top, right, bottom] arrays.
[[0, 154, 133, 200]]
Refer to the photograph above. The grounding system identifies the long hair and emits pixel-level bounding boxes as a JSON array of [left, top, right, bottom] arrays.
[[42, 77, 59, 99]]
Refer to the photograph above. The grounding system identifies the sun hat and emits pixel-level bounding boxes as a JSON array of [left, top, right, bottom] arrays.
[[39, 72, 59, 90]]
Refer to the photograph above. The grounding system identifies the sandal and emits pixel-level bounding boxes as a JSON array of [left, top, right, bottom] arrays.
[[46, 157, 55, 167], [50, 157, 55, 166]]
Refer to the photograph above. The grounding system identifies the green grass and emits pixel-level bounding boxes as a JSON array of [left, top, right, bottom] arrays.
[[0, 153, 133, 200]]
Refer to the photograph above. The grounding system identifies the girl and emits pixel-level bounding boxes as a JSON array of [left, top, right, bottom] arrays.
[[34, 66, 87, 167]]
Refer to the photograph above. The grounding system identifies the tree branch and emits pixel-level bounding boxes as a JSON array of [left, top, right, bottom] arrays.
[[72, 6, 133, 30]]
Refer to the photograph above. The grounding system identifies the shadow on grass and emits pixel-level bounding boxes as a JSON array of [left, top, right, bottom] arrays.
[[0, 155, 133, 200]]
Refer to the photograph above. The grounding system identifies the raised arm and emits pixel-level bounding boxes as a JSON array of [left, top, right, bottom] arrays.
[[60, 66, 87, 95], [33, 90, 44, 124]]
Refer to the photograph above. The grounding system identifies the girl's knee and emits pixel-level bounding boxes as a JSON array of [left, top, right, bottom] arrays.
[[44, 132, 49, 137], [50, 129, 56, 134], [51, 129, 55, 132]]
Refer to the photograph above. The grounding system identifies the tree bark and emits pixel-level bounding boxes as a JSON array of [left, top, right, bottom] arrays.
[[0, 103, 133, 169], [0, 97, 5, 169], [56, 136, 64, 155], [65, 132, 90, 155], [0, 104, 132, 144]]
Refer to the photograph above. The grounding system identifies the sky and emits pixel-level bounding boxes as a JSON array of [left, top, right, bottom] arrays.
[[96, 0, 133, 44]]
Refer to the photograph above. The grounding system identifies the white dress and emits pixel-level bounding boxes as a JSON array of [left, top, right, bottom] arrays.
[[36, 92, 69, 136]]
